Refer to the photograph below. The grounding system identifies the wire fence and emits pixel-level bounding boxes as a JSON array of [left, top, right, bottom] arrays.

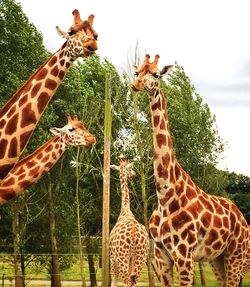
[[2, 253, 248, 286], [0, 253, 151, 284]]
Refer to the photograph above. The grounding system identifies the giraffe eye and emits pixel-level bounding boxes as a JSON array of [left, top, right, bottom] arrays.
[[69, 127, 75, 132]]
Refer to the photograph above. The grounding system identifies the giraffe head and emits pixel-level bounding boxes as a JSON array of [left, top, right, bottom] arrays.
[[56, 9, 98, 58], [132, 54, 173, 92], [50, 114, 96, 148], [110, 156, 136, 178]]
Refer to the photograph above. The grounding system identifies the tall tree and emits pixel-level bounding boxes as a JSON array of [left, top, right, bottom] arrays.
[[0, 0, 48, 103], [226, 172, 250, 223], [0, 0, 48, 284], [165, 65, 224, 183]]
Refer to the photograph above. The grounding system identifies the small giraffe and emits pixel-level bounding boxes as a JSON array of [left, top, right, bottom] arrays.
[[0, 114, 95, 205], [0, 9, 98, 180], [109, 157, 149, 287], [132, 54, 249, 287]]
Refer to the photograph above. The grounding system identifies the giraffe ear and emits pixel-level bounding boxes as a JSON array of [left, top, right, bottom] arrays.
[[110, 165, 120, 171], [56, 26, 70, 39], [126, 162, 133, 169], [160, 65, 174, 77]]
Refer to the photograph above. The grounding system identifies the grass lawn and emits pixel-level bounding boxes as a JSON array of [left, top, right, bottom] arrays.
[[1, 255, 250, 286]]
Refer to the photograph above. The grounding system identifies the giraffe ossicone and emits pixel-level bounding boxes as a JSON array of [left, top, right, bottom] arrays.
[[110, 157, 149, 287], [0, 114, 95, 205], [132, 54, 249, 287]]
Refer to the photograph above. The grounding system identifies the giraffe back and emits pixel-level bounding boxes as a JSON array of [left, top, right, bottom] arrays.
[[110, 157, 149, 287]]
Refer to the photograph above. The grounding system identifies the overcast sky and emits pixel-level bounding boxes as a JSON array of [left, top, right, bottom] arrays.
[[17, 0, 250, 177]]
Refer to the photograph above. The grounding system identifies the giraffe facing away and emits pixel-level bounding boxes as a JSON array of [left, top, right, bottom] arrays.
[[0, 9, 98, 180], [132, 54, 249, 287], [109, 157, 150, 287], [0, 114, 95, 205]]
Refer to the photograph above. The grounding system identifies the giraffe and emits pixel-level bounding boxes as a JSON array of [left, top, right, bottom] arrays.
[[242, 226, 250, 281], [0, 9, 98, 180], [0, 114, 95, 205], [109, 157, 150, 287], [132, 54, 249, 287]]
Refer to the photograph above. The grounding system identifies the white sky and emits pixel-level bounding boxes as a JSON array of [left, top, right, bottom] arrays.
[[17, 0, 250, 177]]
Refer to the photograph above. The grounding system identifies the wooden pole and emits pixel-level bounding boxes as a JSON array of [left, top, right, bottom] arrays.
[[199, 262, 206, 285], [102, 73, 112, 287]]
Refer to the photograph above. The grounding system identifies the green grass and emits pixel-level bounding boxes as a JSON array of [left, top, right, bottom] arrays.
[[1, 255, 250, 286]]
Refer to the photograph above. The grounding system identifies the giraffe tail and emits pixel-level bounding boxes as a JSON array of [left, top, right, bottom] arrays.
[[129, 275, 137, 286], [129, 252, 138, 287]]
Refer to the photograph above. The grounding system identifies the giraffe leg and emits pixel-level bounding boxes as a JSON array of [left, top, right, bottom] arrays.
[[154, 244, 173, 286], [210, 254, 226, 287], [110, 261, 119, 287], [224, 254, 244, 287], [175, 257, 194, 287], [224, 237, 249, 287], [111, 274, 118, 287], [115, 257, 132, 287], [123, 270, 135, 287]]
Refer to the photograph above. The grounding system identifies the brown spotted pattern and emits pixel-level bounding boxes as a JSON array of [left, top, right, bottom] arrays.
[[132, 54, 249, 287], [241, 226, 250, 280], [110, 158, 149, 287], [0, 47, 72, 180], [0, 115, 95, 205], [0, 10, 98, 181]]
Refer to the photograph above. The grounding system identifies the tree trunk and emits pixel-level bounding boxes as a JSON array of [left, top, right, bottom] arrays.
[[102, 73, 112, 287], [85, 238, 98, 287], [11, 199, 25, 287], [47, 181, 62, 287], [199, 262, 206, 285], [75, 148, 87, 287], [150, 260, 160, 282], [87, 254, 97, 287], [192, 264, 196, 285]]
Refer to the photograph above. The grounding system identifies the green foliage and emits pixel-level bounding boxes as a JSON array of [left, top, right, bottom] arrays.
[[226, 172, 250, 223], [0, 0, 49, 254], [197, 164, 229, 196], [0, 0, 231, 258], [0, 0, 48, 102], [165, 65, 224, 185], [226, 172, 250, 194]]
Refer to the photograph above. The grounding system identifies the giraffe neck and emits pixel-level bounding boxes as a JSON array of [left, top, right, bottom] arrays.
[[0, 42, 74, 180], [0, 136, 67, 205], [149, 88, 184, 193], [119, 171, 131, 215]]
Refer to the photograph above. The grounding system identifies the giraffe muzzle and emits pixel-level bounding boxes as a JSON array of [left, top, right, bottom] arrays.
[[131, 85, 139, 92], [83, 39, 98, 54], [85, 134, 96, 148]]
